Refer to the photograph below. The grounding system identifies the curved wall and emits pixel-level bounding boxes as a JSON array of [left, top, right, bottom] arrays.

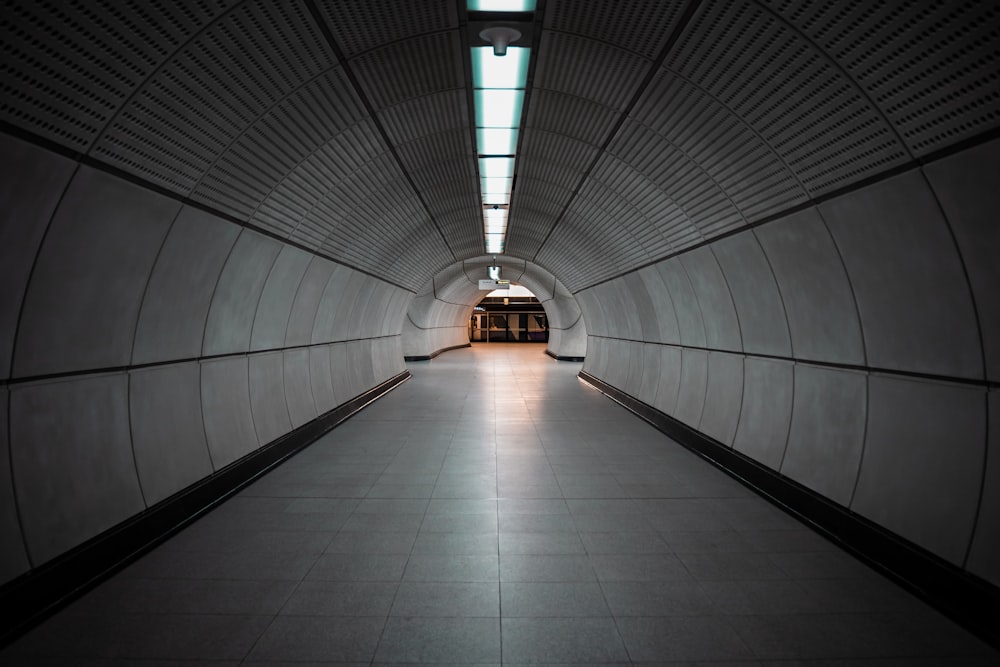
[[578, 138, 1000, 587], [0, 134, 410, 583], [403, 256, 587, 360]]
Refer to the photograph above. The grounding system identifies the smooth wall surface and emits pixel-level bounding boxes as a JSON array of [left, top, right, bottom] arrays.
[[578, 138, 1000, 586], [0, 135, 410, 582]]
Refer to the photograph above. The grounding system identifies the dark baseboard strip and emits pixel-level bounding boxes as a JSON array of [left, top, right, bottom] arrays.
[[404, 343, 471, 361], [0, 370, 410, 647], [577, 370, 1000, 650], [545, 349, 585, 362]]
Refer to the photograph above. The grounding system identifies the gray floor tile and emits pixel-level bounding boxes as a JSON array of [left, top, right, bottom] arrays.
[[403, 554, 499, 581], [580, 531, 671, 554], [616, 615, 754, 662], [501, 582, 610, 617], [601, 580, 716, 616], [248, 615, 384, 662], [305, 553, 408, 581], [325, 530, 417, 554], [411, 531, 499, 554], [374, 617, 501, 663], [391, 582, 499, 617], [676, 551, 789, 581], [500, 554, 596, 582], [590, 553, 692, 582], [499, 531, 587, 555], [279, 581, 398, 616], [501, 617, 629, 663]]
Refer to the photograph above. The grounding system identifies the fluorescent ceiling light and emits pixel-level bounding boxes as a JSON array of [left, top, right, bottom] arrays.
[[480, 157, 514, 178], [482, 176, 512, 195], [481, 191, 510, 205], [485, 234, 504, 254], [475, 89, 523, 127], [472, 47, 529, 89], [468, 0, 536, 10], [477, 128, 517, 155]]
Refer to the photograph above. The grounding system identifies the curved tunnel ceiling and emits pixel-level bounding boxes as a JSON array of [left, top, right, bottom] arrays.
[[1, 0, 998, 295]]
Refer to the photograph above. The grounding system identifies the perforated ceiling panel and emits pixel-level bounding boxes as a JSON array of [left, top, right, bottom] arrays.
[[545, 0, 685, 60], [316, 0, 457, 58], [0, 0, 235, 152]]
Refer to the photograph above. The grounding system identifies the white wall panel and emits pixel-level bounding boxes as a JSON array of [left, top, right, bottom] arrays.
[[781, 365, 867, 507], [309, 344, 337, 411], [653, 345, 682, 416], [0, 386, 29, 584], [283, 349, 317, 428], [0, 134, 76, 380], [638, 343, 661, 405], [582, 335, 607, 379], [821, 171, 982, 379], [202, 230, 282, 355], [329, 342, 352, 402], [674, 348, 708, 428], [852, 375, 985, 565], [732, 357, 793, 470], [603, 337, 631, 390], [311, 264, 351, 343], [129, 362, 213, 506], [10, 374, 144, 565], [250, 245, 311, 351], [712, 232, 791, 357], [200, 356, 258, 469], [923, 137, 1000, 381], [575, 289, 607, 337], [249, 351, 292, 444], [966, 390, 1000, 585], [656, 259, 704, 347], [755, 208, 864, 365], [285, 257, 335, 346], [14, 167, 177, 376], [637, 265, 681, 345], [132, 207, 240, 364], [699, 351, 743, 446], [679, 248, 741, 351], [332, 272, 366, 341], [623, 272, 658, 341]]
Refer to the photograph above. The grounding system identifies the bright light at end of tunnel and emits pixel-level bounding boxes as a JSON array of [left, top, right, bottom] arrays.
[[468, 0, 537, 11]]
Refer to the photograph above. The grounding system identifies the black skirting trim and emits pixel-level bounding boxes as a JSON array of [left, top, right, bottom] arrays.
[[577, 370, 1000, 650], [0, 370, 410, 647], [404, 343, 471, 361], [545, 349, 585, 362]]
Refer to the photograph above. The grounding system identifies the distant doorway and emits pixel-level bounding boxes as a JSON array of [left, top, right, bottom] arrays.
[[470, 284, 547, 343]]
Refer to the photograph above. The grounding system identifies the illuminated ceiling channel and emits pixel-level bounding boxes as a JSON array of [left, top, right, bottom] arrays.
[[470, 0, 535, 254]]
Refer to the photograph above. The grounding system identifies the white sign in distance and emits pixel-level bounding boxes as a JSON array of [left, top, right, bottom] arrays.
[[478, 279, 510, 290]]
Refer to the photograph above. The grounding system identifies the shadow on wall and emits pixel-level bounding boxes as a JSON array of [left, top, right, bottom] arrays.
[[402, 256, 587, 361], [0, 134, 412, 586]]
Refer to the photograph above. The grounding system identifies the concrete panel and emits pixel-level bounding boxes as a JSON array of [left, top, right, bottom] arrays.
[[582, 336, 607, 379], [674, 348, 708, 429], [966, 390, 1000, 585], [624, 340, 644, 397], [0, 386, 30, 584], [203, 230, 282, 355], [250, 351, 293, 444], [680, 248, 740, 351], [637, 343, 661, 405], [712, 232, 791, 357], [331, 272, 367, 341], [0, 134, 76, 380], [348, 339, 376, 391], [285, 257, 336, 346], [329, 342, 352, 403], [575, 289, 607, 338], [311, 264, 351, 343], [548, 312, 588, 359], [732, 357, 793, 470], [309, 345, 337, 411], [129, 362, 213, 506], [250, 245, 312, 351], [14, 167, 177, 376], [852, 375, 985, 564], [781, 365, 867, 507], [653, 345, 682, 416], [923, 138, 1000, 380], [284, 348, 317, 429], [384, 289, 413, 336], [10, 373, 144, 565], [623, 272, 658, 341], [200, 356, 258, 470], [637, 265, 681, 345], [656, 259, 704, 347], [604, 338, 631, 390], [132, 206, 240, 364], [821, 171, 982, 379], [699, 352, 743, 446], [756, 208, 864, 365]]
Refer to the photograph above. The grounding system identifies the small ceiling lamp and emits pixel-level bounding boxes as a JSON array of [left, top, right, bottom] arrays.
[[479, 26, 521, 56]]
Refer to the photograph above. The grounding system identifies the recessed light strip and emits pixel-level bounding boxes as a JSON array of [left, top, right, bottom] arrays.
[[470, 3, 532, 255]]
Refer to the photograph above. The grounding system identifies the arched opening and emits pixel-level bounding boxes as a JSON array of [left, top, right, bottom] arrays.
[[469, 284, 548, 343]]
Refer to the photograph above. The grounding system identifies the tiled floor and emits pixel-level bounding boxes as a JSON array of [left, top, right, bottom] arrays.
[[3, 343, 997, 665]]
